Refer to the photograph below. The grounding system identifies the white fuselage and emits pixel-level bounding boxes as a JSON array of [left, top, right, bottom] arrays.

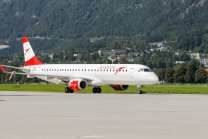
[[27, 64, 159, 86]]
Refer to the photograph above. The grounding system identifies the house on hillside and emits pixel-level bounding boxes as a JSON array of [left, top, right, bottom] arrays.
[[98, 49, 126, 56]]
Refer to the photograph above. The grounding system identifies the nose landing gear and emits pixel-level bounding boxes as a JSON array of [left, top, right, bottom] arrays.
[[138, 87, 143, 94], [137, 85, 144, 94]]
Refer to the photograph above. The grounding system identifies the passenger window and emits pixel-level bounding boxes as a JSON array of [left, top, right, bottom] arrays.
[[54, 69, 56, 71], [78, 69, 80, 71], [103, 69, 105, 71], [100, 69, 102, 71], [91, 69, 93, 71], [97, 69, 99, 71], [126, 70, 128, 72], [81, 69, 83, 71], [57, 69, 59, 71], [73, 69, 74, 71], [106, 69, 108, 72], [85, 69, 86, 71]]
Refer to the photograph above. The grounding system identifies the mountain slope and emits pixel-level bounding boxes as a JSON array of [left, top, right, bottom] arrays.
[[0, 0, 208, 54]]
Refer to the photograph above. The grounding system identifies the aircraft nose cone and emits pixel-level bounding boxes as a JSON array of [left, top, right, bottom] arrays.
[[148, 73, 159, 84]]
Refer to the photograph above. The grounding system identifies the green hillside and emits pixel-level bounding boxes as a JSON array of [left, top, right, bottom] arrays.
[[0, 0, 208, 54]]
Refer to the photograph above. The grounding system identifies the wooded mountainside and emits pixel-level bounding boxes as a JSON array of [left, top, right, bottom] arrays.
[[1, 0, 208, 55]]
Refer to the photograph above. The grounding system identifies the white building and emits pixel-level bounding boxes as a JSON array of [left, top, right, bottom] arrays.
[[175, 61, 185, 64], [199, 58, 208, 67], [98, 49, 126, 56]]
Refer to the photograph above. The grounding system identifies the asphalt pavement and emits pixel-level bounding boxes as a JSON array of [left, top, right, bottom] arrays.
[[0, 91, 208, 139]]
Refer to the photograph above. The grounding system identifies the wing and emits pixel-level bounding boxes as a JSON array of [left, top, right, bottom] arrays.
[[0, 64, 93, 82]]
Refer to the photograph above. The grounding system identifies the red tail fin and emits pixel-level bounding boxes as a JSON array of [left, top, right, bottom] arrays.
[[22, 37, 44, 66]]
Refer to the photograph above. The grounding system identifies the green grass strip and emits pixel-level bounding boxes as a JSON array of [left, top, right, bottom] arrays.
[[1, 84, 208, 94]]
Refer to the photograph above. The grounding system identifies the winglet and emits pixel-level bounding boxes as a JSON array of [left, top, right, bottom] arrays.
[[0, 64, 8, 73]]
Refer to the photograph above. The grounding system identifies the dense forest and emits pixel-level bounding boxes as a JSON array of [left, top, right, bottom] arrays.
[[1, 0, 208, 83], [1, 0, 208, 55]]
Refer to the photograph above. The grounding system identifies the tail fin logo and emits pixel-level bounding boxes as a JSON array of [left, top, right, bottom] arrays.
[[25, 48, 30, 55]]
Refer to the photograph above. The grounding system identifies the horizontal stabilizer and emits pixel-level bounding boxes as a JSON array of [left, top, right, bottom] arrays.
[[0, 65, 30, 72]]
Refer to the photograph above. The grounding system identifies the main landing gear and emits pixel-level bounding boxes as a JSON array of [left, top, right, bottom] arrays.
[[65, 87, 74, 93], [93, 87, 102, 93]]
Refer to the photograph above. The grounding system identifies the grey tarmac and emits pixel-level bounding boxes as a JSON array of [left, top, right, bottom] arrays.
[[0, 91, 208, 139]]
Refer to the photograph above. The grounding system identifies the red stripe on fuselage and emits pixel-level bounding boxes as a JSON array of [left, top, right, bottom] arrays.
[[25, 56, 44, 66], [115, 67, 126, 75]]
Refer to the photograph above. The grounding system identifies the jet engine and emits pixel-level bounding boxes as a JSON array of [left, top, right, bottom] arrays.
[[110, 85, 129, 91], [68, 79, 88, 90]]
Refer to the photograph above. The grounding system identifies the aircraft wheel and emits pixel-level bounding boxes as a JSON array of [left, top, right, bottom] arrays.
[[65, 87, 70, 93], [97, 88, 101, 93], [69, 89, 74, 93], [93, 88, 98, 93]]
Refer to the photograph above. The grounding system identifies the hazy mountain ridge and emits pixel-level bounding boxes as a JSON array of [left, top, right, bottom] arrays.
[[0, 0, 208, 54]]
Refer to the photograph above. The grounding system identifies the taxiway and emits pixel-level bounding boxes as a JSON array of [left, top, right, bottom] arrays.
[[0, 91, 208, 139]]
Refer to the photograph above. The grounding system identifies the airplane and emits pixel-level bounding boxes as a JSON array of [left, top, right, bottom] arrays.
[[0, 37, 159, 94]]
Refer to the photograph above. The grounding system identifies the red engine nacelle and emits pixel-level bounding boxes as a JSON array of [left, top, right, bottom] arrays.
[[110, 85, 129, 91], [68, 79, 88, 90]]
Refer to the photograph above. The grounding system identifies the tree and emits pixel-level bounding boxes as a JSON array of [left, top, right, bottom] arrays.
[[113, 59, 118, 64], [173, 65, 186, 83], [195, 67, 207, 83], [119, 56, 129, 64], [165, 67, 175, 83], [156, 68, 165, 82], [166, 58, 174, 68], [184, 63, 197, 83]]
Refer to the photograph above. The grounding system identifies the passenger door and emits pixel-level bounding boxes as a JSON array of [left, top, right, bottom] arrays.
[[129, 68, 134, 78]]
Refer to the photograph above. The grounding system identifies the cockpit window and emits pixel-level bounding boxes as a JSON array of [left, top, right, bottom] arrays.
[[138, 68, 152, 72], [144, 68, 152, 72], [138, 69, 143, 72]]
